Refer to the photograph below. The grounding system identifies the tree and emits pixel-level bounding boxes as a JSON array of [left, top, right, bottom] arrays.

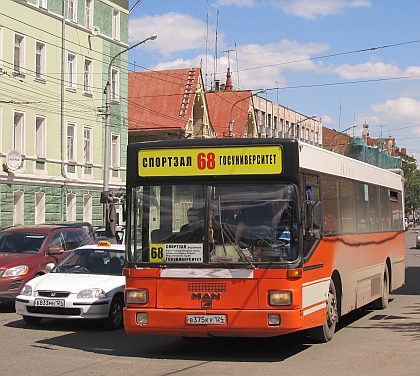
[[401, 161, 420, 212]]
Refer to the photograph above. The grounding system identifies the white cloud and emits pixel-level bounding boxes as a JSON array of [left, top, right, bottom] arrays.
[[320, 61, 420, 81], [332, 62, 402, 80], [369, 97, 420, 124], [349, 0, 371, 8], [129, 13, 211, 56], [320, 114, 336, 124], [151, 39, 329, 90], [278, 0, 371, 19]]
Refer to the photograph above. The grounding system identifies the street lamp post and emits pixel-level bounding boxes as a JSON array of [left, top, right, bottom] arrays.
[[103, 34, 157, 193], [331, 124, 356, 152], [228, 89, 266, 138], [287, 114, 316, 137]]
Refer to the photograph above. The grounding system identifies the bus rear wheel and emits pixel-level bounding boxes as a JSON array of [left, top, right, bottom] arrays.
[[309, 279, 338, 343], [371, 266, 389, 310]]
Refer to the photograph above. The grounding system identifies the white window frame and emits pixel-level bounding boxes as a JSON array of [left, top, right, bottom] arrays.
[[112, 8, 120, 40], [67, 123, 76, 162], [66, 193, 76, 222], [35, 192, 45, 224], [13, 191, 24, 226], [35, 41, 46, 81], [83, 57, 92, 95], [111, 132, 120, 170], [67, 52, 76, 90], [67, 0, 77, 22], [13, 33, 25, 76], [84, 0, 93, 29], [111, 67, 119, 102], [37, 0, 47, 8], [13, 110, 25, 155], [83, 194, 92, 223], [35, 115, 46, 159], [83, 125, 92, 164]]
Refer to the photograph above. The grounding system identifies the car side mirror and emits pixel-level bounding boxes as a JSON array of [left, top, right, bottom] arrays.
[[46, 263, 55, 272]]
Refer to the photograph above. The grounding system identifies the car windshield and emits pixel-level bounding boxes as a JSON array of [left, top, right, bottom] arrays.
[[0, 233, 47, 254], [129, 182, 299, 265], [52, 249, 124, 275]]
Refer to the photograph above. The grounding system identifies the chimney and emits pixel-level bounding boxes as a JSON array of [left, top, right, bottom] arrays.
[[225, 67, 233, 91]]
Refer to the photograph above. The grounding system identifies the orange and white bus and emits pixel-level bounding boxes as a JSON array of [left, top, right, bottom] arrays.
[[123, 138, 405, 342]]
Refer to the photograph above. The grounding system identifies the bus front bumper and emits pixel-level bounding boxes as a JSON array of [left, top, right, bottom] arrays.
[[123, 308, 304, 338]]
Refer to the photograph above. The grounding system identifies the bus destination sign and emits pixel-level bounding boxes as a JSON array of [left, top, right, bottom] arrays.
[[138, 146, 282, 177]]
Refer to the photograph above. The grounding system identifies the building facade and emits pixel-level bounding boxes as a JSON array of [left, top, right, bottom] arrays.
[[0, 0, 128, 229], [253, 96, 322, 146]]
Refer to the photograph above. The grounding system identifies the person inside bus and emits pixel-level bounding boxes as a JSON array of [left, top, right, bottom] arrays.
[[180, 207, 202, 233], [176, 207, 205, 242], [259, 200, 290, 236], [224, 204, 247, 243]]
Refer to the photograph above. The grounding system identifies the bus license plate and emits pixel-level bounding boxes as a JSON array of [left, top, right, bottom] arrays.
[[35, 299, 65, 307], [186, 315, 226, 325]]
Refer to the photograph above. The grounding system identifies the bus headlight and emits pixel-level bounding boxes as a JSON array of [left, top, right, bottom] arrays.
[[126, 289, 148, 304], [269, 290, 292, 306]]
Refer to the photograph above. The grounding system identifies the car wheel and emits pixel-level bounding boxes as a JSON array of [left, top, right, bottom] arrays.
[[103, 296, 124, 330], [23, 315, 42, 325]]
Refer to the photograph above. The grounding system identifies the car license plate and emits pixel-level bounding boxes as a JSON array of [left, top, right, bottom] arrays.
[[186, 315, 226, 325], [35, 299, 65, 307]]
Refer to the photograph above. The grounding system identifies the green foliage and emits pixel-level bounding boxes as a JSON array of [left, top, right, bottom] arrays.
[[402, 162, 420, 211]]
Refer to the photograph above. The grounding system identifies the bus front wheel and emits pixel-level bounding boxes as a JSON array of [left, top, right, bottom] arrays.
[[309, 279, 338, 343]]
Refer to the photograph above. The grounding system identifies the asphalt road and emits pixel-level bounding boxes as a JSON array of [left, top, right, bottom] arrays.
[[1, 230, 419, 376]]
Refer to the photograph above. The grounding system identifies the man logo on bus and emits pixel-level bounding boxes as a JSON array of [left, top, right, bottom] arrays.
[[192, 292, 221, 308]]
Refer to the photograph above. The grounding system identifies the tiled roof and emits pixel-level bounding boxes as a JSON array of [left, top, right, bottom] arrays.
[[128, 68, 201, 131], [206, 90, 252, 137]]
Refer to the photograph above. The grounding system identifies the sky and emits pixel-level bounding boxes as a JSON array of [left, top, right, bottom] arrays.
[[128, 0, 420, 161]]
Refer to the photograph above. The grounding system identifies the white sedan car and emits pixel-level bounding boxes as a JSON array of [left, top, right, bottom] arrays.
[[15, 241, 125, 330]]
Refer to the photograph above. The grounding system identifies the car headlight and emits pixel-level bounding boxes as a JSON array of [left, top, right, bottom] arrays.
[[2, 265, 29, 277], [77, 288, 106, 299], [269, 290, 292, 306], [126, 289, 148, 304], [20, 284, 33, 296]]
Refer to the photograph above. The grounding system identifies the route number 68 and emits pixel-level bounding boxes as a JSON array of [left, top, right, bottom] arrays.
[[197, 152, 216, 170]]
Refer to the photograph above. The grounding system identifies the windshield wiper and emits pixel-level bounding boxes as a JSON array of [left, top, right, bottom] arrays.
[[219, 222, 254, 268]]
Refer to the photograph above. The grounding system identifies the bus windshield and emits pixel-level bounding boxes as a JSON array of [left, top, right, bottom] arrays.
[[129, 182, 299, 265]]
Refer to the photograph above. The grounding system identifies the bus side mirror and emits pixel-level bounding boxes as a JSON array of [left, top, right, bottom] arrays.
[[311, 201, 322, 229], [122, 201, 127, 222], [106, 204, 117, 237]]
